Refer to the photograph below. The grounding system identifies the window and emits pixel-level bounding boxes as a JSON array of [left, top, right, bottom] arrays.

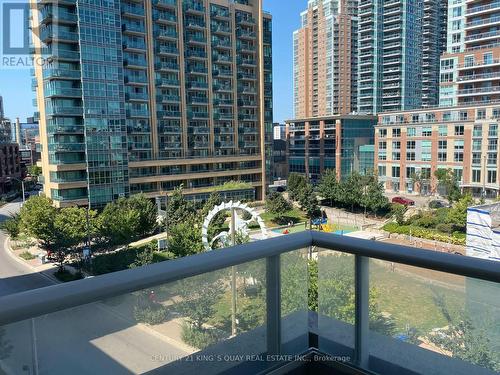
[[452, 33, 461, 44], [407, 152, 416, 160], [472, 170, 481, 183], [407, 140, 416, 149], [472, 153, 482, 164], [460, 111, 468, 121], [464, 55, 474, 67], [422, 127, 432, 136], [454, 125, 464, 135], [378, 151, 387, 160], [379, 141, 387, 150], [392, 128, 401, 137], [473, 125, 482, 137], [392, 152, 401, 161], [438, 125, 448, 136], [439, 140, 447, 150], [407, 127, 416, 137], [438, 152, 447, 162], [483, 52, 493, 65], [477, 109, 486, 119], [392, 141, 401, 149], [454, 153, 464, 162], [488, 170, 497, 184], [379, 128, 387, 138], [489, 124, 498, 137], [392, 166, 400, 178], [378, 165, 386, 177], [488, 153, 497, 165], [454, 140, 464, 162], [493, 108, 500, 119], [488, 139, 497, 151], [422, 140, 432, 161], [406, 167, 416, 178], [452, 6, 462, 17], [473, 139, 482, 151]]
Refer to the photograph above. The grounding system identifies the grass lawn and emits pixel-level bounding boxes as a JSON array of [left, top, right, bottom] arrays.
[[260, 208, 307, 228], [370, 260, 465, 332]]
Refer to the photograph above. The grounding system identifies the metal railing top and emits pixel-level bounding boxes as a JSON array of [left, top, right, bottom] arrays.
[[0, 231, 499, 326]]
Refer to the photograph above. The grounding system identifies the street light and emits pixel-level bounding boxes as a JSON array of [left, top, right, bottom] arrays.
[[7, 176, 26, 204]]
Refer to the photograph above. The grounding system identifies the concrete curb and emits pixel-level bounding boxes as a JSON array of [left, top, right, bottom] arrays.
[[3, 236, 59, 285]]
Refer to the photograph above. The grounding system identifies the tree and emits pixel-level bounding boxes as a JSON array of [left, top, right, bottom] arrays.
[[168, 220, 204, 257], [391, 203, 406, 225], [446, 194, 474, 232], [166, 185, 196, 227], [129, 242, 155, 269], [317, 169, 340, 207], [427, 293, 500, 372], [265, 192, 292, 224], [297, 183, 321, 226], [434, 169, 462, 203], [126, 194, 158, 237], [0, 213, 21, 239], [362, 176, 389, 216], [52, 206, 97, 270], [19, 195, 57, 247], [28, 165, 42, 177], [341, 172, 365, 212], [200, 192, 226, 241], [287, 173, 307, 201], [100, 198, 142, 245], [410, 172, 424, 195]]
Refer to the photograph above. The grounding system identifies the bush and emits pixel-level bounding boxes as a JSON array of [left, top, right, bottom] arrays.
[[181, 323, 220, 350], [383, 223, 465, 245], [412, 213, 439, 228], [53, 269, 84, 283], [133, 305, 168, 325], [90, 247, 139, 275], [436, 223, 454, 234], [0, 215, 21, 239], [19, 251, 36, 260]]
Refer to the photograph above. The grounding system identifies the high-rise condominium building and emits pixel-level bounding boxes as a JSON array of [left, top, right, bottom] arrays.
[[293, 0, 358, 118], [357, 0, 447, 114], [31, 0, 272, 207], [439, 0, 500, 107]]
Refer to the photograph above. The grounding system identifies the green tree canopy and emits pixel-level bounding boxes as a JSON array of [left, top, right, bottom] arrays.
[[167, 185, 197, 227], [362, 175, 389, 216], [446, 194, 474, 231], [287, 173, 307, 201], [168, 220, 204, 257], [317, 169, 340, 207], [298, 183, 321, 222], [434, 169, 462, 203], [340, 172, 365, 211], [20, 195, 57, 247], [200, 192, 226, 241], [265, 192, 292, 224], [126, 194, 159, 237]]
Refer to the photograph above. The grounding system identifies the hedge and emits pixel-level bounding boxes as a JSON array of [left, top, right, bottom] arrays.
[[383, 223, 466, 246]]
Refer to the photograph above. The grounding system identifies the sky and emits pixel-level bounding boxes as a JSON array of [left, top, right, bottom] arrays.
[[0, 0, 307, 123]]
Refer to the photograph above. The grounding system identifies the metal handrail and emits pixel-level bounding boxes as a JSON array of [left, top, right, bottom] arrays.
[[0, 231, 499, 327]]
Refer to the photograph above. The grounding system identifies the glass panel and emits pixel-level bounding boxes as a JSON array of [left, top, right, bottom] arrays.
[[317, 248, 355, 361], [369, 259, 500, 375], [0, 259, 268, 374], [281, 248, 309, 354]]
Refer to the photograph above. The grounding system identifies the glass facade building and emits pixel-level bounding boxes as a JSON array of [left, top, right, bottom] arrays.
[[286, 115, 376, 184], [357, 0, 447, 114], [31, 0, 272, 207]]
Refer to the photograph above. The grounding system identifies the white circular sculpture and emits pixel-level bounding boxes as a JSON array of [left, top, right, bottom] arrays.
[[202, 200, 267, 251]]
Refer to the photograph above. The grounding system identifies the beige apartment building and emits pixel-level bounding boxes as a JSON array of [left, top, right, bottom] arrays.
[[293, 0, 357, 118], [30, 0, 272, 207], [375, 104, 500, 198]]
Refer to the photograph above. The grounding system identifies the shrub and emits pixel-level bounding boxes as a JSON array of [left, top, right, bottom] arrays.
[[436, 223, 454, 234], [53, 269, 83, 283], [90, 247, 139, 275], [0, 215, 21, 239], [181, 323, 220, 350], [413, 213, 439, 228], [383, 223, 465, 245], [19, 251, 36, 261], [133, 305, 168, 325]]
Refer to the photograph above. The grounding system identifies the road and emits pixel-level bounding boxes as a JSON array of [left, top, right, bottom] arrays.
[[0, 201, 190, 374]]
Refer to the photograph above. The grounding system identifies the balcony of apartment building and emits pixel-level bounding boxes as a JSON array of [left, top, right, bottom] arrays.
[[1, 233, 498, 374], [466, 1, 500, 16]]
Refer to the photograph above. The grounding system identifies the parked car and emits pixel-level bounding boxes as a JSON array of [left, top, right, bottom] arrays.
[[392, 196, 415, 206], [429, 200, 448, 209]]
